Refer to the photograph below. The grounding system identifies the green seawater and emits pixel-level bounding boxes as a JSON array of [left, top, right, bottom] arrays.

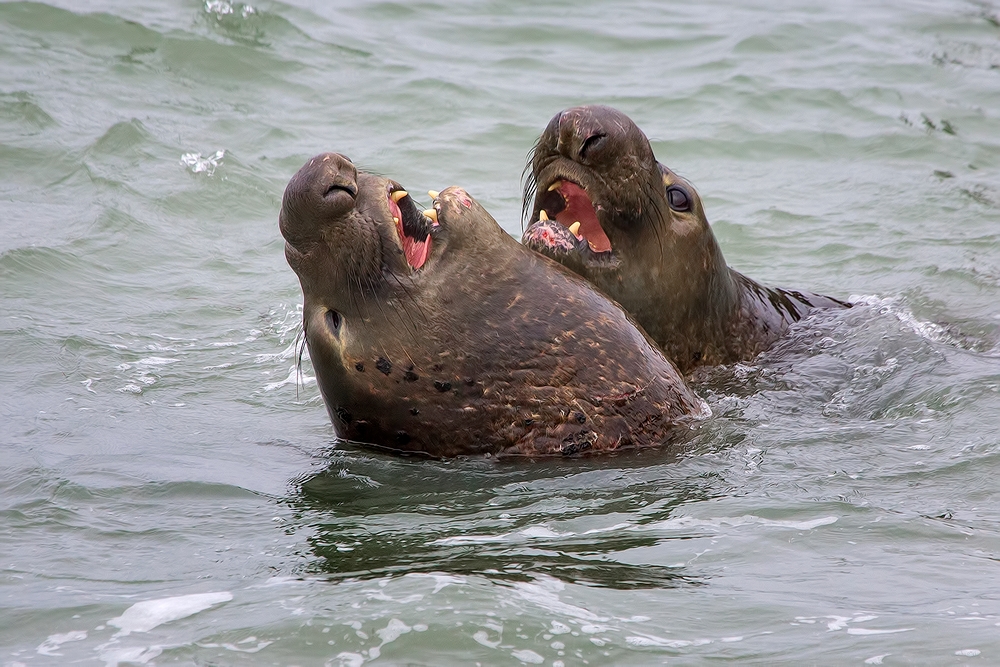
[[2, 0, 1000, 664]]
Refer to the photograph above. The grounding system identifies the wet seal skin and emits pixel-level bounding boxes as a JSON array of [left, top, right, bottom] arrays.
[[280, 152, 706, 458], [522, 105, 850, 375]]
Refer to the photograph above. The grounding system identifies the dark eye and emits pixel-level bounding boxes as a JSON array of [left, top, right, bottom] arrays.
[[326, 310, 342, 332], [666, 185, 691, 212]]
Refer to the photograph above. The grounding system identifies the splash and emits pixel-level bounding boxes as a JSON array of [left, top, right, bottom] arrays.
[[205, 1, 256, 19], [180, 150, 225, 176]]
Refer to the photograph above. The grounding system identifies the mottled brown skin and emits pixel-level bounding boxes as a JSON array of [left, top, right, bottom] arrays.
[[522, 105, 849, 375], [280, 152, 704, 459]]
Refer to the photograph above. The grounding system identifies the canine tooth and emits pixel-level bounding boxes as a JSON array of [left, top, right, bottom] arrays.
[[427, 190, 440, 199], [547, 181, 562, 192], [423, 209, 438, 223], [390, 190, 408, 203], [539, 210, 549, 221], [568, 221, 581, 237], [393, 216, 400, 224]]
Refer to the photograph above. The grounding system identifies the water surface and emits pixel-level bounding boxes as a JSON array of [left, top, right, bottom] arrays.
[[2, 0, 1000, 664]]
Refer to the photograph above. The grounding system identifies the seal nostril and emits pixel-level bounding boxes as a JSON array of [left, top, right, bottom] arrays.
[[326, 310, 342, 332], [579, 132, 606, 161]]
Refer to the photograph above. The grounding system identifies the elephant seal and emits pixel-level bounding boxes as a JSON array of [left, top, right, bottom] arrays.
[[280, 152, 705, 459], [522, 105, 849, 375]]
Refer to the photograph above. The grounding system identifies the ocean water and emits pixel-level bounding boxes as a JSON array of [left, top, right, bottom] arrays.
[[2, 0, 1000, 664]]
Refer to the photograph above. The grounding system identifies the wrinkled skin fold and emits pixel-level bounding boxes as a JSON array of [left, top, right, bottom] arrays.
[[280, 152, 705, 458], [523, 105, 850, 375]]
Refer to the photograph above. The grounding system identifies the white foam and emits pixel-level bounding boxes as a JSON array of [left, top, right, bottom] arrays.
[[956, 649, 981, 657], [254, 338, 301, 364], [330, 652, 365, 667], [135, 356, 180, 366], [512, 576, 605, 623], [426, 573, 465, 594], [847, 627, 914, 635], [107, 591, 233, 637], [198, 639, 273, 654], [98, 645, 163, 666], [864, 655, 890, 665], [436, 514, 837, 548], [549, 621, 571, 635], [434, 533, 508, 545], [375, 618, 411, 645], [36, 630, 87, 656], [246, 576, 305, 589], [473, 630, 500, 648], [433, 523, 565, 545], [639, 514, 838, 533], [825, 616, 852, 632], [510, 648, 544, 664], [625, 634, 708, 648], [263, 365, 312, 392], [849, 294, 953, 344]]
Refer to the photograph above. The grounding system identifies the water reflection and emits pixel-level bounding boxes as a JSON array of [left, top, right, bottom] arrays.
[[285, 448, 720, 590]]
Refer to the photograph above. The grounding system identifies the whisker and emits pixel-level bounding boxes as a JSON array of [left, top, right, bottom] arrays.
[[294, 322, 307, 400], [521, 140, 541, 230], [644, 184, 667, 265], [386, 271, 428, 359]]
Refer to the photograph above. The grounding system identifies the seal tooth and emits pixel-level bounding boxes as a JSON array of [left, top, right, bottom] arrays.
[[547, 181, 562, 192], [423, 209, 438, 223], [390, 190, 408, 203], [427, 190, 440, 199], [393, 216, 400, 224], [568, 221, 581, 237], [539, 210, 549, 221]]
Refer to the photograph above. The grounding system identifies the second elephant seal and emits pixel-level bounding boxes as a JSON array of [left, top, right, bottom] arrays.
[[523, 105, 849, 375]]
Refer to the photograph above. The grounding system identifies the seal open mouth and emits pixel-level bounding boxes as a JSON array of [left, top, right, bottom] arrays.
[[536, 179, 612, 254], [387, 184, 435, 270], [526, 178, 618, 270]]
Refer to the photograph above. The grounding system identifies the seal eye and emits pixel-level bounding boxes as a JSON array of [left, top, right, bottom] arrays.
[[326, 310, 342, 332], [666, 185, 691, 212]]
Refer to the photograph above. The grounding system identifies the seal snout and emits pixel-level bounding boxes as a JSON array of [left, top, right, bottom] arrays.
[[431, 187, 478, 226], [527, 106, 638, 260], [555, 105, 624, 164], [299, 152, 358, 208], [280, 152, 359, 247]]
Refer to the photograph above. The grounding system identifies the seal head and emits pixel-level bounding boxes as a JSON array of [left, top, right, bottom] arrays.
[[523, 105, 848, 374], [280, 153, 705, 458]]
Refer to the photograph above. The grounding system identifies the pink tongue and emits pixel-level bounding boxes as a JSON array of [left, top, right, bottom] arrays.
[[554, 182, 611, 252], [390, 196, 431, 270], [403, 236, 431, 270]]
